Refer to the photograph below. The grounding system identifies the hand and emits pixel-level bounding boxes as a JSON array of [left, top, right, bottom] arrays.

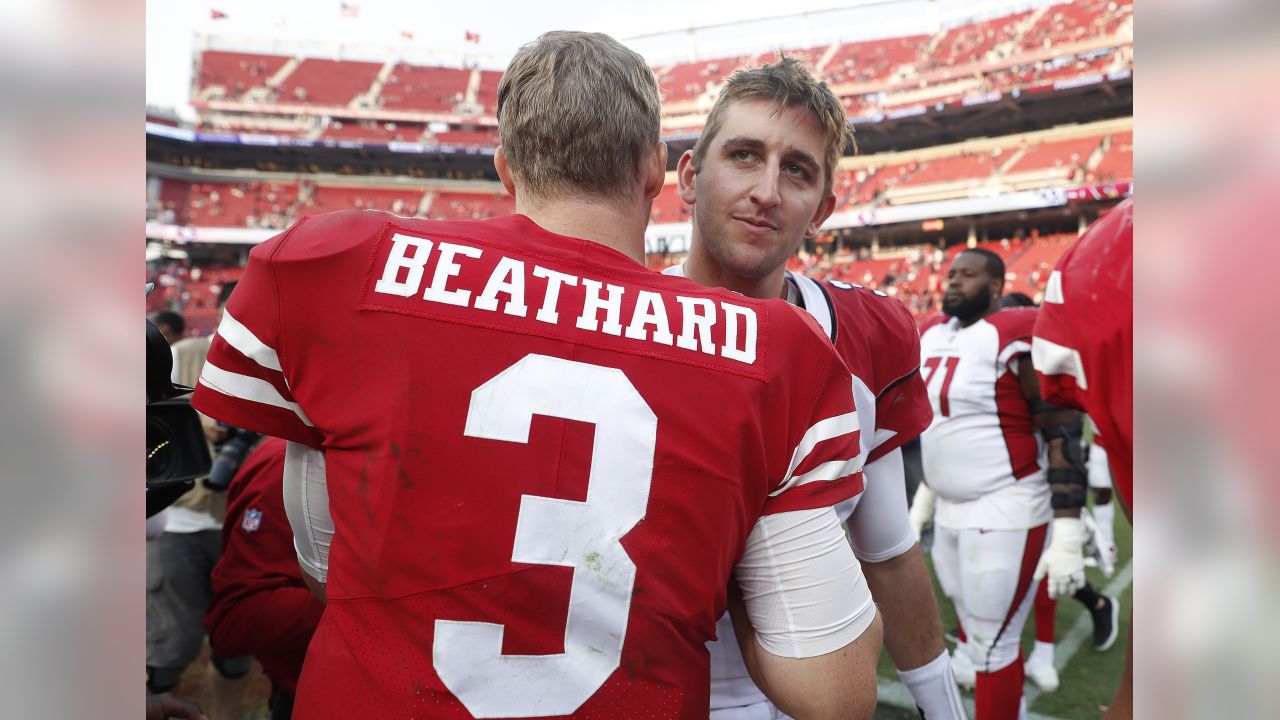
[[146, 692, 209, 720], [908, 483, 936, 542], [1034, 517, 1087, 598]]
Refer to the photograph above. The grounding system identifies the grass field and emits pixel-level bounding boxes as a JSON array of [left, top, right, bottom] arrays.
[[170, 503, 1132, 720], [873, 501, 1133, 720]]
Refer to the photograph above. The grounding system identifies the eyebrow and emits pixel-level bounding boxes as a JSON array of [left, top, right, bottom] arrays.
[[720, 136, 820, 174]]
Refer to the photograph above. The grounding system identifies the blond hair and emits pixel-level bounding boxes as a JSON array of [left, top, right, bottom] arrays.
[[497, 31, 662, 203], [692, 56, 854, 196]]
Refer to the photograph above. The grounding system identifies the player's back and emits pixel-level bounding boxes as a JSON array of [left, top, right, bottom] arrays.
[[195, 210, 862, 719], [918, 307, 1049, 529]]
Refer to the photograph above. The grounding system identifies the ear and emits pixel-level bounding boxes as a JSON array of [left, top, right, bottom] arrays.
[[643, 141, 669, 201], [494, 146, 517, 197], [676, 150, 698, 205], [803, 191, 838, 239]]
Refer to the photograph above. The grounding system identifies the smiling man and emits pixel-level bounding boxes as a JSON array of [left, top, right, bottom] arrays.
[[667, 57, 965, 720]]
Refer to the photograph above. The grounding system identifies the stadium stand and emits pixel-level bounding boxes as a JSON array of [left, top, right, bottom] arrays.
[[431, 127, 500, 147], [425, 191, 515, 221], [1020, 0, 1133, 51], [276, 58, 381, 106], [928, 10, 1034, 69], [320, 120, 423, 142], [1006, 134, 1103, 174], [823, 35, 929, 85], [298, 185, 426, 217], [1092, 130, 1133, 182], [196, 50, 290, 101], [380, 64, 472, 112], [475, 70, 503, 115], [657, 54, 755, 103], [894, 152, 999, 188], [650, 185, 691, 224]]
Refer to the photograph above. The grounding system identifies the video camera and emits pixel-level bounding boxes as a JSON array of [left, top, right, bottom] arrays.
[[146, 287, 212, 517]]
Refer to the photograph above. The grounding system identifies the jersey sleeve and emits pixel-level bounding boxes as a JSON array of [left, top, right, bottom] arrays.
[[864, 292, 933, 463], [992, 307, 1038, 374], [1031, 270, 1085, 410], [763, 308, 865, 516], [191, 221, 324, 448]]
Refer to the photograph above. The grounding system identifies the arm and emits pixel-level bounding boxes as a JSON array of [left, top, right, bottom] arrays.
[[851, 450, 945, 669], [730, 507, 882, 720], [852, 450, 965, 719], [282, 442, 332, 602], [730, 594, 882, 720], [1019, 357, 1085, 520], [1019, 358, 1089, 597]]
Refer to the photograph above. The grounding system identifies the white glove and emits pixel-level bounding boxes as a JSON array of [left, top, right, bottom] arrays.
[[1034, 517, 1088, 598], [909, 483, 936, 542], [1080, 508, 1117, 577]]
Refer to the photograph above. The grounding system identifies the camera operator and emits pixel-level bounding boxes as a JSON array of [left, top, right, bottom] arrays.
[[206, 437, 324, 720], [147, 286, 251, 720]]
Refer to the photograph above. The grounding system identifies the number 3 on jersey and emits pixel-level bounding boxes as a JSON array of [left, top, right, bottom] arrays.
[[923, 356, 960, 417], [433, 354, 657, 718]]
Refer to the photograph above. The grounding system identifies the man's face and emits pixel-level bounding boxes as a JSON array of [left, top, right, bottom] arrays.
[[679, 99, 835, 280], [942, 252, 997, 320]]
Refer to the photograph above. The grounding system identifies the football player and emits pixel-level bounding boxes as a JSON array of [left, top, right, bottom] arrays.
[[1031, 199, 1133, 719], [666, 57, 965, 720], [909, 247, 1103, 718], [192, 32, 883, 720]]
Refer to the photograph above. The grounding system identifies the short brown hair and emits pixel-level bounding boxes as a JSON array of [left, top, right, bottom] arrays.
[[497, 31, 662, 203], [692, 56, 853, 196]]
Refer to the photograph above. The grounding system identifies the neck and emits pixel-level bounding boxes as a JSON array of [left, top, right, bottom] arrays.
[[683, 244, 789, 301], [516, 193, 648, 264]]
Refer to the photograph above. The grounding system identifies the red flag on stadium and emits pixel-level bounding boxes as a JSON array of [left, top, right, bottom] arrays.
[[211, 9, 227, 20], [465, 30, 481, 44], [340, 2, 361, 18], [401, 30, 414, 40]]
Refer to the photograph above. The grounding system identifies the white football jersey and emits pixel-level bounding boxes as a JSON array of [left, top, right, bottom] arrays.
[[919, 308, 1050, 530]]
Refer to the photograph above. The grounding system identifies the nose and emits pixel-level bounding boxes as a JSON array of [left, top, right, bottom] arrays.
[[748, 165, 781, 209]]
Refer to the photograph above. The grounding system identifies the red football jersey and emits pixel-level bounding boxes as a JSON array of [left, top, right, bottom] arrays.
[[1032, 199, 1133, 509], [205, 437, 323, 694], [192, 211, 865, 719], [786, 272, 933, 464]]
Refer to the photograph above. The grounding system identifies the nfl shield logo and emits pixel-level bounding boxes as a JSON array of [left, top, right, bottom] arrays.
[[241, 508, 263, 533]]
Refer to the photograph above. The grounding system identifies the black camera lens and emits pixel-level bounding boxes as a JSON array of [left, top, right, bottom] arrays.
[[147, 414, 179, 482]]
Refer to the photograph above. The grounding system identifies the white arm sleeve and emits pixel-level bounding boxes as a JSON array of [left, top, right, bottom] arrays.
[[847, 448, 918, 563], [283, 441, 333, 583], [734, 506, 877, 659]]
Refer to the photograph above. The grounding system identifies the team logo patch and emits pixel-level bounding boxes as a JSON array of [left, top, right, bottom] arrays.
[[241, 508, 263, 533]]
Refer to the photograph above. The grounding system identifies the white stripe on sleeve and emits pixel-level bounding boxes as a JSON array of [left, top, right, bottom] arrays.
[[997, 339, 1032, 373], [1031, 337, 1089, 390], [778, 411, 859, 494], [199, 361, 315, 427], [217, 310, 284, 372], [1043, 270, 1065, 304]]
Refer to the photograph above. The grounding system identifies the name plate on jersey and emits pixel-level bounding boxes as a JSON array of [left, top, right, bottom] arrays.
[[359, 223, 768, 379]]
